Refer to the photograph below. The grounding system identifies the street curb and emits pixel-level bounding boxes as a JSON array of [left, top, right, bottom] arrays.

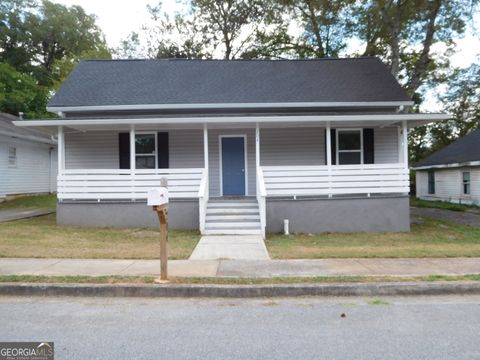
[[0, 281, 480, 298]]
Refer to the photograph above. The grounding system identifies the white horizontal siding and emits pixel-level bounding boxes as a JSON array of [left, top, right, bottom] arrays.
[[208, 128, 256, 197], [65, 131, 119, 169], [416, 168, 480, 205], [374, 127, 399, 164], [260, 127, 325, 166], [0, 134, 56, 195], [169, 130, 204, 168], [65, 130, 205, 170], [259, 126, 398, 166]]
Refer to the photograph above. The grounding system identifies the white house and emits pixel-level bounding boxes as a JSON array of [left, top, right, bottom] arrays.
[[0, 112, 57, 199], [14, 58, 449, 235], [412, 129, 480, 206]]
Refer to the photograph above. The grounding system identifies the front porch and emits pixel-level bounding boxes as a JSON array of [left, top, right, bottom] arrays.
[[50, 115, 415, 237]]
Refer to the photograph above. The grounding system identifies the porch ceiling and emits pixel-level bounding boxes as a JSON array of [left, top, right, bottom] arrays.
[[13, 113, 450, 135]]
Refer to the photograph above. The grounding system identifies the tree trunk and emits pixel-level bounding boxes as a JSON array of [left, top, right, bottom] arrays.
[[405, 0, 442, 94], [379, 0, 404, 79], [305, 0, 325, 57]]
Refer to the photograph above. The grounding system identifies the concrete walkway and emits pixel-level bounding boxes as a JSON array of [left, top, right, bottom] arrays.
[[189, 235, 270, 260], [2, 258, 480, 278], [0, 208, 54, 223]]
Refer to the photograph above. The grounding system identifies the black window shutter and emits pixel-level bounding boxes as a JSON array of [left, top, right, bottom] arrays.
[[157, 132, 169, 168], [330, 129, 336, 165], [363, 128, 374, 164], [119, 133, 130, 169]]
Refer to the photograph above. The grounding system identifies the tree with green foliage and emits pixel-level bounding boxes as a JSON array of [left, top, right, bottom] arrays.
[[430, 65, 480, 149], [278, 0, 355, 58], [0, 63, 49, 118], [355, 0, 478, 96], [0, 0, 110, 117], [0, 0, 110, 87], [0, 0, 37, 74], [142, 4, 212, 59]]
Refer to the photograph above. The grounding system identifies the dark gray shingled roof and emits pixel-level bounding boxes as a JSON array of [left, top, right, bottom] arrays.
[[48, 57, 411, 108], [0, 113, 52, 142], [413, 129, 480, 168]]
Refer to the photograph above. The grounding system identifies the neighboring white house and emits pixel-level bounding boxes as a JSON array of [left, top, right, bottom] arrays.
[[412, 129, 480, 205], [14, 58, 449, 235], [0, 112, 57, 199]]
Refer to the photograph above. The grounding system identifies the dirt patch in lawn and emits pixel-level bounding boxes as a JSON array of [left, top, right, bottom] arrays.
[[0, 214, 200, 260]]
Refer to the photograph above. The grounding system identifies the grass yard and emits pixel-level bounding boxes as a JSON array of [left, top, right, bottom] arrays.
[[266, 216, 480, 259], [0, 214, 200, 260], [1, 274, 480, 285], [0, 194, 56, 210], [411, 197, 480, 213]]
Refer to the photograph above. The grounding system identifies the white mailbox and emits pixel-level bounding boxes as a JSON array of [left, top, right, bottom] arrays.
[[147, 187, 169, 206]]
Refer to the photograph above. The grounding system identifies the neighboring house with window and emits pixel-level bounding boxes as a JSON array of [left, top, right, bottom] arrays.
[[0, 113, 57, 200], [412, 129, 480, 206], [14, 58, 448, 235]]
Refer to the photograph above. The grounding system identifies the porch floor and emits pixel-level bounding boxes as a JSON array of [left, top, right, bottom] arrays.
[[189, 235, 270, 261]]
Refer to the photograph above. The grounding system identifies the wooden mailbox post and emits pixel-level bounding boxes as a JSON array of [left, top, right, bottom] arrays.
[[147, 179, 169, 282]]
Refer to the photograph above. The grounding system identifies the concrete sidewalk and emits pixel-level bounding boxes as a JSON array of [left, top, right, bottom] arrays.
[[1, 258, 480, 278], [0, 208, 54, 223], [189, 235, 270, 260]]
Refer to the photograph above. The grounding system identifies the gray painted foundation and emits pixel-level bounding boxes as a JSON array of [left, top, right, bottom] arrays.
[[57, 200, 199, 229], [57, 196, 409, 233], [266, 196, 410, 233]]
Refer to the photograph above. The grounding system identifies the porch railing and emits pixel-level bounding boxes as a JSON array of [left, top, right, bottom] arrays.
[[261, 163, 409, 197], [198, 169, 209, 233], [57, 168, 205, 200], [256, 166, 267, 239]]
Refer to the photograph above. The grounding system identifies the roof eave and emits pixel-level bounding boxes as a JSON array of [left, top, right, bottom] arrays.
[[411, 161, 480, 170], [47, 101, 414, 113], [14, 113, 450, 128]]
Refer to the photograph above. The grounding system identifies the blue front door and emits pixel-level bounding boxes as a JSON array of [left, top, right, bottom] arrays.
[[221, 137, 246, 196]]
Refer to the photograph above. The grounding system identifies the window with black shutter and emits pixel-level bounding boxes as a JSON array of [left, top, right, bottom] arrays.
[[118, 132, 169, 170]]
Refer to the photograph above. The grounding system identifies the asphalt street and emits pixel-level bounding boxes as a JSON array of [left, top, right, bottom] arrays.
[[1, 295, 480, 359]]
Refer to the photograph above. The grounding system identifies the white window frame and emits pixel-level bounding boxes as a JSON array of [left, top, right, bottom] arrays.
[[134, 132, 158, 169], [218, 134, 248, 197], [8, 146, 17, 167], [336, 128, 363, 165]]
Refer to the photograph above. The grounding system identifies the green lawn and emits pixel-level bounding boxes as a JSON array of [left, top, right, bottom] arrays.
[[411, 197, 480, 212], [0, 194, 56, 210], [0, 214, 200, 260], [1, 274, 480, 285], [266, 216, 480, 259]]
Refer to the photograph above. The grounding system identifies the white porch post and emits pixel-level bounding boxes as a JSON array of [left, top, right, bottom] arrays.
[[129, 126, 136, 200], [199, 123, 209, 234], [326, 122, 332, 197], [203, 123, 209, 171], [255, 122, 260, 169], [57, 126, 64, 174], [402, 120, 408, 169], [129, 125, 136, 173]]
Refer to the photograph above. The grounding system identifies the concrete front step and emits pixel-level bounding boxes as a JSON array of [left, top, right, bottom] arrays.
[[203, 229, 263, 235], [206, 208, 259, 214], [203, 199, 262, 236], [205, 222, 260, 229], [207, 202, 258, 208], [206, 215, 260, 221]]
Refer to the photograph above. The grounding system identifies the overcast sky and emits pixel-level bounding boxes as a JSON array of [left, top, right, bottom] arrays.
[[54, 0, 479, 110]]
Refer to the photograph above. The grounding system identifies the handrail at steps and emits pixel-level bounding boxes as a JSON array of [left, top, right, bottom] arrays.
[[256, 167, 267, 239], [198, 169, 209, 234]]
